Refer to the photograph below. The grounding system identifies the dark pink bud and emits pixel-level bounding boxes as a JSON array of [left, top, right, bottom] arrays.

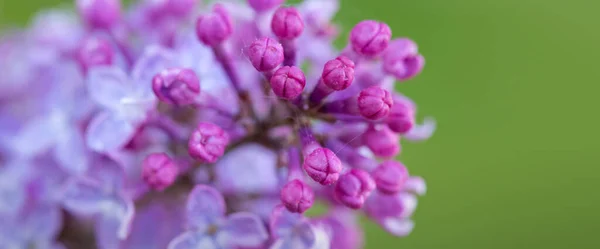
[[303, 148, 342, 185], [195, 4, 233, 46], [271, 7, 304, 40], [322, 56, 355, 91], [335, 169, 375, 209], [188, 122, 230, 163], [152, 68, 200, 106], [247, 0, 283, 12], [76, 36, 114, 72], [142, 153, 179, 191], [383, 38, 419, 61], [247, 37, 284, 72], [383, 54, 425, 81], [372, 161, 409, 195], [385, 95, 416, 133], [76, 0, 122, 30], [358, 87, 393, 120], [363, 126, 400, 158], [280, 179, 315, 213], [350, 20, 391, 56], [270, 66, 306, 100]]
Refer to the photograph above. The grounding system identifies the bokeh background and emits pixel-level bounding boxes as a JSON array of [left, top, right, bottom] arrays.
[[1, 0, 599, 249]]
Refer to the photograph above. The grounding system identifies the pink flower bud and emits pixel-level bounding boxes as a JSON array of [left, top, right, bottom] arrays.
[[363, 126, 400, 158], [334, 169, 375, 209], [382, 38, 425, 80], [303, 148, 342, 185], [142, 153, 179, 191], [372, 161, 409, 195], [247, 0, 284, 12], [385, 95, 416, 133], [76, 36, 114, 72], [195, 4, 233, 46], [271, 7, 304, 40], [358, 87, 393, 120], [247, 37, 284, 72], [188, 122, 230, 163], [322, 56, 355, 91], [270, 66, 306, 100], [76, 0, 122, 30], [350, 20, 391, 56], [280, 179, 315, 213], [152, 68, 201, 106]]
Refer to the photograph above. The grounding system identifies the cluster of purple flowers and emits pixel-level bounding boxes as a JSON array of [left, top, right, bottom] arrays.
[[0, 0, 435, 248]]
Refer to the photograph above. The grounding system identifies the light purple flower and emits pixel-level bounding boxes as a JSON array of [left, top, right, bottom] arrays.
[[85, 46, 174, 152], [364, 191, 419, 237], [269, 205, 330, 249], [168, 185, 269, 249]]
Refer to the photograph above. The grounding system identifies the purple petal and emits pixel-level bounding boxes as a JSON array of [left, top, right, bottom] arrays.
[[91, 157, 127, 191], [123, 203, 184, 249], [168, 231, 219, 249], [131, 46, 175, 97], [54, 129, 89, 175], [11, 115, 58, 157], [0, 162, 30, 214], [217, 212, 269, 248], [86, 111, 136, 152], [186, 185, 225, 230], [215, 144, 278, 195], [87, 66, 132, 110], [403, 117, 436, 141], [62, 179, 107, 215], [381, 218, 414, 237], [270, 222, 316, 249]]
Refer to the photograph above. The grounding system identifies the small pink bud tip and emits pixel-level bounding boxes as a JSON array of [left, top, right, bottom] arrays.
[[247, 37, 284, 72], [372, 161, 409, 195], [322, 56, 355, 91], [350, 20, 392, 56], [247, 0, 284, 12], [382, 38, 424, 80], [405, 176, 427, 196], [270, 66, 306, 100], [271, 7, 304, 40], [142, 153, 179, 191], [363, 126, 400, 158], [280, 179, 315, 213], [385, 95, 416, 134], [195, 4, 233, 46], [303, 148, 342, 185], [76, 0, 122, 30], [334, 169, 375, 209], [358, 87, 393, 120], [152, 68, 201, 106], [188, 122, 230, 163], [76, 36, 114, 72]]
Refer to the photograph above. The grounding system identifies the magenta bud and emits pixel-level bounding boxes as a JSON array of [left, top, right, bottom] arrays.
[[271, 7, 304, 40], [188, 122, 230, 163], [247, 0, 284, 12], [383, 54, 425, 81], [350, 20, 392, 56], [280, 179, 315, 213], [303, 148, 342, 185], [270, 66, 306, 100], [76, 0, 122, 30], [76, 36, 114, 72], [385, 95, 416, 133], [358, 87, 393, 120], [142, 153, 179, 191], [322, 56, 355, 91], [372, 161, 409, 195], [334, 169, 375, 209], [247, 37, 284, 72], [195, 4, 233, 46], [383, 38, 419, 61], [363, 126, 400, 158], [152, 68, 201, 106]]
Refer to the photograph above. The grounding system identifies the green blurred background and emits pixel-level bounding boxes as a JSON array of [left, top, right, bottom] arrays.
[[1, 0, 599, 248]]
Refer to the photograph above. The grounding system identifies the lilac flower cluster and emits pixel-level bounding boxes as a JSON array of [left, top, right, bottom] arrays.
[[0, 0, 435, 248]]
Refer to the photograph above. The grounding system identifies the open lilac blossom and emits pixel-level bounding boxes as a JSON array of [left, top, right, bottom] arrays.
[[168, 185, 269, 249], [0, 1, 435, 248]]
